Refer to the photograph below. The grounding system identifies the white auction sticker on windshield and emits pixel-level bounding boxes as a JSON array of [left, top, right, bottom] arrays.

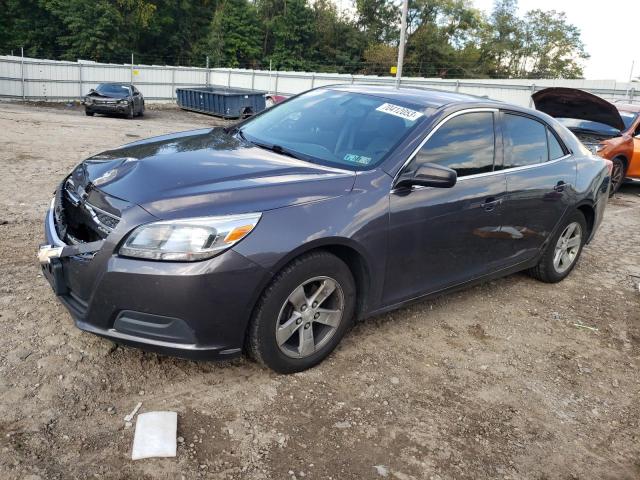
[[376, 103, 424, 121]]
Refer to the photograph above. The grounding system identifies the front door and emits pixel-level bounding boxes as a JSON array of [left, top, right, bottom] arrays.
[[384, 110, 511, 305]]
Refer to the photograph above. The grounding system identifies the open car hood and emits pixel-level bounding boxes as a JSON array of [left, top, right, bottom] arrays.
[[532, 87, 625, 132]]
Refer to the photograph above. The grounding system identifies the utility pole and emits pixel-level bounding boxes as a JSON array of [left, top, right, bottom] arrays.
[[206, 56, 210, 87], [130, 53, 134, 85], [629, 60, 635, 83], [395, 0, 409, 89], [21, 46, 25, 101]]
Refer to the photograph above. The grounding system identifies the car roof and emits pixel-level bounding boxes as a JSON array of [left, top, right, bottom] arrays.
[[326, 84, 499, 109]]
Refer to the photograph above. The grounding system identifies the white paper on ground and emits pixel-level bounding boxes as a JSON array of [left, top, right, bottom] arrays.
[[131, 411, 177, 460]]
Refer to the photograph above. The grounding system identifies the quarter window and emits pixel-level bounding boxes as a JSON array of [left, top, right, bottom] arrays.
[[413, 112, 496, 177], [547, 128, 565, 160], [502, 113, 548, 168]]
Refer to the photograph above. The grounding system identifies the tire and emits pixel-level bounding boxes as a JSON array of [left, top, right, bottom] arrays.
[[609, 157, 626, 196], [85, 110, 94, 116], [246, 251, 356, 373], [127, 103, 134, 119], [528, 210, 587, 283], [138, 102, 145, 117]]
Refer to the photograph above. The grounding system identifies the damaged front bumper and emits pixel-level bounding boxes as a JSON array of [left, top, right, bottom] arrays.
[[39, 203, 269, 360]]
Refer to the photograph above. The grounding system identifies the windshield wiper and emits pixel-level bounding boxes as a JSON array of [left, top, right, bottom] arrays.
[[250, 139, 301, 160], [230, 127, 301, 159]]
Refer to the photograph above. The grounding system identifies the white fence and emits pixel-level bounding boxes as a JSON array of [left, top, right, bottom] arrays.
[[1, 55, 638, 108]]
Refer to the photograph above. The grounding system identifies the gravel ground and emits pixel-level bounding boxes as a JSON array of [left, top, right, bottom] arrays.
[[0, 102, 639, 480]]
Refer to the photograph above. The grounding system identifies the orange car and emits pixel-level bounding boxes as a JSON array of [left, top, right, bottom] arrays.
[[532, 88, 640, 194]]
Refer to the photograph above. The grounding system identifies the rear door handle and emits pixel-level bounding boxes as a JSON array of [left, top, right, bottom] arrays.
[[554, 181, 567, 192], [483, 197, 501, 212]]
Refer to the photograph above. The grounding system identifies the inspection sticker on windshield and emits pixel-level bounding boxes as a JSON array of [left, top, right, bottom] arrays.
[[344, 154, 372, 165], [376, 103, 424, 121]]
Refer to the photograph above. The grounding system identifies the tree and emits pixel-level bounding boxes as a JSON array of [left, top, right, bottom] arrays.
[[267, 0, 315, 70], [40, 0, 155, 62], [479, 0, 587, 78], [355, 0, 400, 45], [362, 43, 397, 75], [310, 0, 367, 72], [405, 0, 485, 77], [478, 0, 524, 77], [518, 9, 588, 78], [200, 0, 262, 67], [0, 0, 589, 79]]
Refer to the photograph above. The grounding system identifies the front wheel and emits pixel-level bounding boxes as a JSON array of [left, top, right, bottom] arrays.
[[528, 211, 587, 283], [127, 103, 134, 119], [246, 251, 356, 373], [85, 110, 94, 116]]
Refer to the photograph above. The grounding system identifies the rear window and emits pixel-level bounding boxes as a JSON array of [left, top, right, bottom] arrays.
[[502, 114, 548, 168]]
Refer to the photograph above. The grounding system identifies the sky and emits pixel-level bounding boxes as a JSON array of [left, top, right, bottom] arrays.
[[472, 0, 640, 82]]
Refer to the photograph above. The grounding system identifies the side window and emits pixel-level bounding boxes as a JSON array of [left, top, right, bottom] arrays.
[[547, 128, 565, 160], [413, 112, 495, 177], [502, 113, 548, 168]]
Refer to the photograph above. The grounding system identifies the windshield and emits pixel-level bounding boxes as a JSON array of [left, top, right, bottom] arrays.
[[557, 118, 620, 136], [620, 111, 638, 130], [240, 89, 427, 170], [95, 83, 130, 97]]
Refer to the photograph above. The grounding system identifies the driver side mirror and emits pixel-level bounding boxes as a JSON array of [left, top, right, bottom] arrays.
[[396, 162, 457, 189]]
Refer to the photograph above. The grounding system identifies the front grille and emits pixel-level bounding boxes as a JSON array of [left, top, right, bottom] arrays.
[[53, 178, 121, 243]]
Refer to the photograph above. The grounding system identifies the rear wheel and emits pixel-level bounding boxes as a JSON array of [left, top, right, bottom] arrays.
[[247, 251, 355, 373], [528, 211, 587, 283], [609, 157, 626, 196]]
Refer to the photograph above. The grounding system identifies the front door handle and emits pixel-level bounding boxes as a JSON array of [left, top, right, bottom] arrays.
[[554, 181, 567, 192], [483, 197, 501, 212]]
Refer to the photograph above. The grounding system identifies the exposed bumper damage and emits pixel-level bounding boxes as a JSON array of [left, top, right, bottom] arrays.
[[39, 179, 268, 360]]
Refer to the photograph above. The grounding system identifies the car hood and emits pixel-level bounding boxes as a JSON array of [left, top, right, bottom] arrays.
[[532, 87, 625, 131], [75, 128, 356, 219], [87, 90, 128, 99]]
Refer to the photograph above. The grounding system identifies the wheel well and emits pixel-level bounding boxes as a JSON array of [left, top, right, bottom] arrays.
[[577, 204, 595, 238], [316, 245, 370, 320], [612, 155, 628, 171], [267, 245, 370, 320]]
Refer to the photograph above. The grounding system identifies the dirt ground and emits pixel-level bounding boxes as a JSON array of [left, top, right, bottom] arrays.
[[0, 102, 638, 480]]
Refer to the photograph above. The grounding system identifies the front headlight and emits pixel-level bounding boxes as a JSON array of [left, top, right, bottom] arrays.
[[587, 143, 605, 155], [118, 99, 129, 105], [119, 213, 262, 261], [85, 97, 93, 104]]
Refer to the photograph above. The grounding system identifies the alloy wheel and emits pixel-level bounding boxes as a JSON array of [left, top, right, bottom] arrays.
[[553, 222, 582, 274], [275, 276, 345, 359]]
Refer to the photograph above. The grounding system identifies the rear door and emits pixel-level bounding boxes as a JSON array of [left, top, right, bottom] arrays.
[[498, 111, 576, 264], [384, 109, 511, 305]]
